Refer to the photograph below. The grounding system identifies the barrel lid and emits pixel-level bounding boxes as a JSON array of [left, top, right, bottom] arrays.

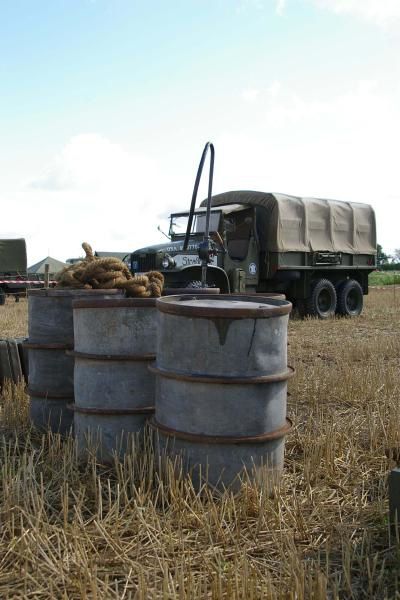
[[72, 297, 157, 309], [156, 294, 292, 318], [28, 288, 124, 297]]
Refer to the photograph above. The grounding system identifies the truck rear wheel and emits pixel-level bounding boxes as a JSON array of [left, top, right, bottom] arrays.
[[336, 279, 363, 316], [0, 289, 5, 306], [305, 279, 337, 319]]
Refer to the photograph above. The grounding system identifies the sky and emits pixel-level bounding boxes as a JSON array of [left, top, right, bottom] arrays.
[[1, 0, 399, 264]]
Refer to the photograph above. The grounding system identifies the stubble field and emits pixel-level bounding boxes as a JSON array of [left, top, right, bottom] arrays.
[[0, 288, 399, 599]]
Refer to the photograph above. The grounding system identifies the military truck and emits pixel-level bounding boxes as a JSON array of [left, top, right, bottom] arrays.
[[0, 238, 48, 304], [129, 190, 377, 318], [0, 238, 29, 304]]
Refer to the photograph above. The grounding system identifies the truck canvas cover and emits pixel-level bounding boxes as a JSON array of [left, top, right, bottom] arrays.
[[0, 239, 27, 273], [201, 191, 376, 255]]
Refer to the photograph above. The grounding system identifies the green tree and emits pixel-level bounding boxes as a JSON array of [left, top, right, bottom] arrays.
[[377, 244, 389, 266]]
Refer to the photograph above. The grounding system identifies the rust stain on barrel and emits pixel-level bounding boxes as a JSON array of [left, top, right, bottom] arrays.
[[210, 317, 234, 346]]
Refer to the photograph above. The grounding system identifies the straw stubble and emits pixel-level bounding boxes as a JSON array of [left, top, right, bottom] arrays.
[[0, 287, 399, 598]]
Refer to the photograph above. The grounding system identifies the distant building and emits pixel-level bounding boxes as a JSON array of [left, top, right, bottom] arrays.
[[65, 252, 130, 265], [28, 256, 67, 278]]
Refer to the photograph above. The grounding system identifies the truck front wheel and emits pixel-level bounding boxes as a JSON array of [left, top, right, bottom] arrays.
[[336, 279, 363, 316], [305, 279, 337, 319]]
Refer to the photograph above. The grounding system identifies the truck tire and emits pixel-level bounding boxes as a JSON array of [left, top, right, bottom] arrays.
[[305, 279, 337, 319], [0, 289, 5, 306], [336, 279, 363, 316]]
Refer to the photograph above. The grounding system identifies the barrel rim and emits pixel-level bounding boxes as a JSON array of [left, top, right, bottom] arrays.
[[28, 288, 124, 297], [69, 403, 154, 415], [150, 417, 293, 444], [149, 364, 295, 384], [26, 386, 74, 400], [163, 290, 285, 299], [72, 297, 157, 309], [232, 292, 286, 300], [24, 342, 73, 350], [156, 294, 292, 318], [67, 350, 156, 362], [163, 287, 220, 296]]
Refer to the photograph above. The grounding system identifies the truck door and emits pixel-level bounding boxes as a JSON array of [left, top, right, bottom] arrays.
[[224, 208, 259, 291]]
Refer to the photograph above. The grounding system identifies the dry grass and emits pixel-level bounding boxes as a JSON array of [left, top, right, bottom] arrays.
[[0, 288, 399, 598], [0, 296, 28, 338]]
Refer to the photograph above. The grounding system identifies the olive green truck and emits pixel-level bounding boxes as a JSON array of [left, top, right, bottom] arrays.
[[129, 191, 377, 318], [0, 238, 45, 304]]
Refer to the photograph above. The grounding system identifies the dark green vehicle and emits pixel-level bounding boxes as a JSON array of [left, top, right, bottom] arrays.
[[129, 190, 377, 318], [0, 238, 29, 305]]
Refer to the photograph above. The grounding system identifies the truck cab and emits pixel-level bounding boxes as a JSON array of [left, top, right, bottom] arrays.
[[130, 203, 262, 293]]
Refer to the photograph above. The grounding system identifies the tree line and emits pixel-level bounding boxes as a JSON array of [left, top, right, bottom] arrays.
[[377, 244, 400, 268]]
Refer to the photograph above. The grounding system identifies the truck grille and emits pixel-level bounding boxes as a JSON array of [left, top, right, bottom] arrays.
[[131, 254, 157, 273]]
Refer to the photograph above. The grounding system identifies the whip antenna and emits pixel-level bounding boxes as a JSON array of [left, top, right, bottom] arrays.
[[183, 142, 215, 288]]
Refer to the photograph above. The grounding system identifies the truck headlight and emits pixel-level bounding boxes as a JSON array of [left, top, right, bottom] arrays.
[[161, 255, 175, 269]]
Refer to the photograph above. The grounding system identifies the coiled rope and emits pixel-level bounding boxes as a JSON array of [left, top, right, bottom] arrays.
[[56, 243, 164, 297]]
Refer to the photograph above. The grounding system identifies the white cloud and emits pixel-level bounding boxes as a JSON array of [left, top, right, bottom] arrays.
[[11, 134, 172, 263], [311, 0, 400, 26], [263, 79, 388, 127], [241, 81, 281, 105], [29, 134, 154, 194], [241, 88, 260, 103], [215, 79, 400, 253], [267, 80, 281, 97]]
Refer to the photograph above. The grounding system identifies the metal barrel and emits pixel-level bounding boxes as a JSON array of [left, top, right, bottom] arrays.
[[71, 298, 158, 461], [152, 294, 293, 491], [26, 289, 123, 433]]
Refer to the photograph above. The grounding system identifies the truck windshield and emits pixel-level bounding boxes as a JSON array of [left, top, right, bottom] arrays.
[[169, 211, 221, 237]]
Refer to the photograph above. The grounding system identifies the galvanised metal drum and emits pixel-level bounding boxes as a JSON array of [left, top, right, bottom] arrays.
[[152, 294, 293, 491], [71, 298, 157, 462], [26, 288, 123, 434]]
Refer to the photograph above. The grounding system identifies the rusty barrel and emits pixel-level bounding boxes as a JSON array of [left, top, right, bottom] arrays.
[[26, 289, 123, 433], [71, 298, 157, 461], [152, 294, 293, 491]]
